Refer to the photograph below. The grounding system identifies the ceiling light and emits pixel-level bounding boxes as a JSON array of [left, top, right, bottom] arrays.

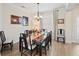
[[35, 3, 42, 21]]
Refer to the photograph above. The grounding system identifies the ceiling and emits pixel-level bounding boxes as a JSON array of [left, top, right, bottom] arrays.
[[9, 3, 79, 14], [10, 3, 66, 13]]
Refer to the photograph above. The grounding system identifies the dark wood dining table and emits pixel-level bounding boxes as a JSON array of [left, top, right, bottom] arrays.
[[30, 32, 48, 56], [19, 32, 48, 56]]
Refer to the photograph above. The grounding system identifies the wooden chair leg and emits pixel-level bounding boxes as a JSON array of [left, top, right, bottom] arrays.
[[48, 44, 49, 50], [47, 44, 49, 50], [36, 47, 38, 55], [39, 45, 42, 56], [21, 52, 23, 56], [1, 46, 3, 53], [30, 51, 32, 56], [50, 39, 52, 45], [21, 48, 23, 56], [44, 47, 47, 55], [11, 41, 13, 50], [10, 44, 12, 50]]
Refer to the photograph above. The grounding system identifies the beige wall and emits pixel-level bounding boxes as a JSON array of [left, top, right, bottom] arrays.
[[57, 7, 75, 43], [0, 3, 2, 30], [54, 8, 65, 41], [57, 8, 65, 29], [0, 3, 2, 52], [70, 6, 79, 43], [1, 4, 34, 43], [55, 5, 79, 43], [40, 11, 54, 39], [0, 3, 54, 43], [64, 5, 79, 43], [40, 11, 54, 32], [65, 11, 73, 43]]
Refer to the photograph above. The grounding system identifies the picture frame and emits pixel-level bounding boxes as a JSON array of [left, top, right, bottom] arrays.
[[11, 15, 28, 26], [19, 16, 28, 26], [11, 15, 21, 24], [58, 19, 64, 24]]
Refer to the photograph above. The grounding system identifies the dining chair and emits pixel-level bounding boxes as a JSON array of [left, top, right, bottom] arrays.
[[28, 30, 32, 34], [41, 33, 50, 55], [49, 31, 52, 46], [24, 30, 29, 35], [0, 31, 13, 52], [20, 33, 37, 56]]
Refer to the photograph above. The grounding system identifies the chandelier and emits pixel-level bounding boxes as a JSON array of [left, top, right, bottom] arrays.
[[35, 3, 42, 21]]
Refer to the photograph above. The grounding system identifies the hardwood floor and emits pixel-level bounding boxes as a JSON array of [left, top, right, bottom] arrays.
[[1, 40, 79, 56]]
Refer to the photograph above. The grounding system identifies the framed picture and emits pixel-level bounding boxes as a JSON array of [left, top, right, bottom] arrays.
[[19, 16, 28, 26], [58, 19, 64, 24], [11, 15, 21, 24], [11, 15, 28, 26]]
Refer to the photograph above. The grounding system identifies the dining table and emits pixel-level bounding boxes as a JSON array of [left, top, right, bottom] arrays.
[[30, 32, 48, 56], [19, 31, 48, 56]]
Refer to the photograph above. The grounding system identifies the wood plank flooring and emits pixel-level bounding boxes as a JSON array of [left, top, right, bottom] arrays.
[[1, 40, 79, 56]]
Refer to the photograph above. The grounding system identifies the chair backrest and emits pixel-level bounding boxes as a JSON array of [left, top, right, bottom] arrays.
[[24, 30, 29, 35], [41, 32, 49, 47], [49, 31, 52, 39], [28, 34, 32, 50], [46, 34, 49, 46], [28, 30, 32, 34], [20, 33, 28, 49], [20, 33, 32, 50], [49, 31, 52, 43], [0, 31, 6, 43], [42, 29, 45, 32]]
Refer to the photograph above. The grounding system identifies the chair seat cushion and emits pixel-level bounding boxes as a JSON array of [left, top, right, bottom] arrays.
[[4, 40, 12, 43], [28, 44, 36, 50], [43, 35, 47, 39], [42, 41, 45, 46], [23, 43, 37, 50]]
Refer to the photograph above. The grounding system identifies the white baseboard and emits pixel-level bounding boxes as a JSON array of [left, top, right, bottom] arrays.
[[72, 41, 79, 44], [66, 40, 79, 44], [65, 40, 72, 44]]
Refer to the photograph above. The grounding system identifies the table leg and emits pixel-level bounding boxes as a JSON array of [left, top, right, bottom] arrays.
[[19, 38, 21, 52], [39, 44, 42, 56]]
